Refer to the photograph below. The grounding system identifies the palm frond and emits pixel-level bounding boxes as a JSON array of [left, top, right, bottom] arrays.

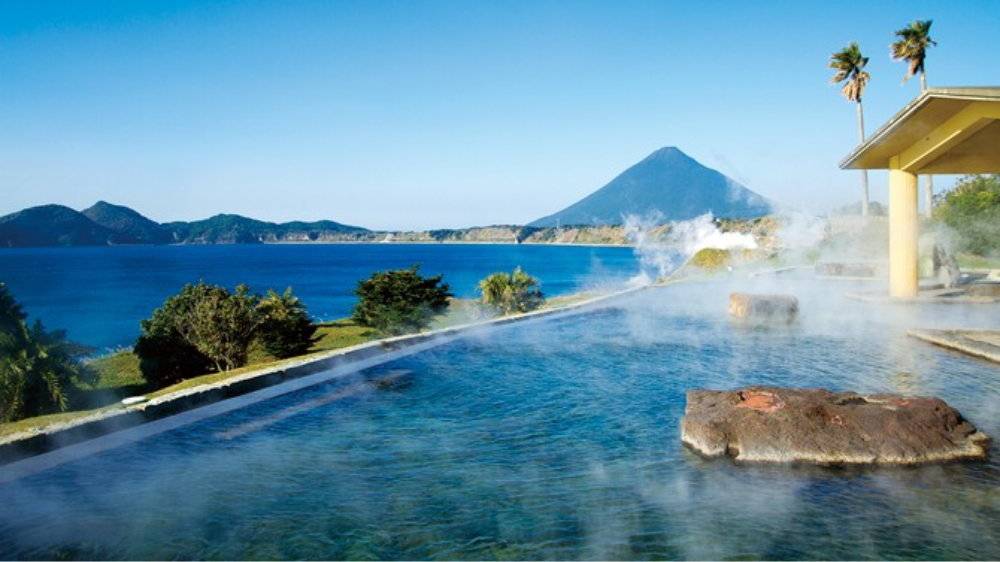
[[891, 19, 935, 84], [829, 42, 868, 103]]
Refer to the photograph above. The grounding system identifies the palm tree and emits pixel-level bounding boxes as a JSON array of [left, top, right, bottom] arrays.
[[0, 284, 89, 421], [478, 268, 545, 316], [892, 19, 937, 216], [830, 42, 871, 217], [891, 19, 936, 90]]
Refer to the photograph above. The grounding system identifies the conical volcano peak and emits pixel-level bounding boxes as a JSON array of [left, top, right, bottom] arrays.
[[635, 146, 700, 169], [647, 146, 687, 160], [528, 147, 774, 227]]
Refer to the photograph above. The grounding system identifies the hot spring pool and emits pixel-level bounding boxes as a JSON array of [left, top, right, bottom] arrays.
[[2, 280, 999, 560]]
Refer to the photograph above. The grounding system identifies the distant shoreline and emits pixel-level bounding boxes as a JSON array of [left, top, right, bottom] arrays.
[[0, 240, 636, 249]]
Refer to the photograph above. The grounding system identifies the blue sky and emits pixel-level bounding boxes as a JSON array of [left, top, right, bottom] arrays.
[[1, 0, 996, 230]]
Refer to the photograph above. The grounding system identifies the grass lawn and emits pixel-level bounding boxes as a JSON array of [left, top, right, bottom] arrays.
[[956, 253, 1000, 270]]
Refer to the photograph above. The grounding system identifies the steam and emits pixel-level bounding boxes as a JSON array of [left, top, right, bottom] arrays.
[[670, 214, 759, 254], [624, 212, 759, 283], [771, 208, 826, 251]]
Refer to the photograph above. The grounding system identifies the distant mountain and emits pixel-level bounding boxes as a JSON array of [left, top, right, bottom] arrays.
[[82, 201, 174, 244], [165, 214, 279, 244], [0, 203, 371, 247], [165, 214, 371, 244], [0, 204, 115, 247], [529, 147, 774, 227]]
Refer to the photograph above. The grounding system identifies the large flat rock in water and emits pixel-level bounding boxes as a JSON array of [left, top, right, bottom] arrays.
[[681, 387, 989, 465]]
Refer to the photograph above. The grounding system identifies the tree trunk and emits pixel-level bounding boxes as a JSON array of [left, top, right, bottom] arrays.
[[857, 101, 869, 217], [921, 72, 930, 217], [924, 175, 933, 218]]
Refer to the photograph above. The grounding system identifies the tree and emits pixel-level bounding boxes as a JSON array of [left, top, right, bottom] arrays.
[[830, 42, 872, 217], [136, 281, 319, 385], [933, 174, 1000, 256], [352, 265, 452, 335], [892, 19, 937, 217], [478, 268, 546, 316], [136, 281, 262, 383], [258, 287, 319, 358], [0, 284, 92, 422], [891, 19, 936, 90]]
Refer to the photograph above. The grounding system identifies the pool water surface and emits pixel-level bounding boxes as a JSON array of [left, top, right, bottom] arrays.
[[1, 280, 999, 560]]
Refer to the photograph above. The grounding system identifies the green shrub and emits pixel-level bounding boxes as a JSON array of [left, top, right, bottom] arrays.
[[135, 281, 318, 386], [258, 287, 319, 358], [0, 284, 92, 422], [478, 268, 545, 315], [934, 174, 1000, 256], [352, 265, 452, 335]]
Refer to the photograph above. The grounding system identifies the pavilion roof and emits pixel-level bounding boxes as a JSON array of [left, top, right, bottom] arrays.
[[840, 87, 1000, 173]]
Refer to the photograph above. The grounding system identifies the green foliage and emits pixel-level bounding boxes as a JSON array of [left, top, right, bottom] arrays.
[[135, 281, 318, 385], [891, 19, 936, 87], [933, 174, 1000, 256], [829, 42, 870, 104], [688, 248, 733, 271], [0, 284, 92, 422], [258, 287, 319, 358], [352, 265, 452, 335], [478, 268, 546, 316]]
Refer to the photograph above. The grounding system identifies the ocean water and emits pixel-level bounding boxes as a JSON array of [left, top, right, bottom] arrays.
[[0, 244, 644, 352], [1, 280, 999, 560]]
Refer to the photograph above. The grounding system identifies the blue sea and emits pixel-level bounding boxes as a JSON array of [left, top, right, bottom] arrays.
[[0, 244, 645, 352]]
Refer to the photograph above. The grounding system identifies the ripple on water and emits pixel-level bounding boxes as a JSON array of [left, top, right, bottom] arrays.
[[1, 282, 999, 560]]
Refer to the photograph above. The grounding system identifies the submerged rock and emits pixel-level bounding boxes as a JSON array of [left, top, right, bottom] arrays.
[[815, 262, 881, 278], [729, 292, 798, 323], [681, 387, 990, 465]]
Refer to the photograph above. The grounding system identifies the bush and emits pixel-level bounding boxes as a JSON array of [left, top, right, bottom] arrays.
[[135, 281, 317, 386], [352, 265, 452, 335], [258, 287, 319, 358], [478, 267, 545, 315], [934, 174, 1000, 256], [0, 284, 92, 422]]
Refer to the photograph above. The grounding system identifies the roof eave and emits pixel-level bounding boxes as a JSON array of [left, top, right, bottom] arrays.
[[839, 87, 1000, 170]]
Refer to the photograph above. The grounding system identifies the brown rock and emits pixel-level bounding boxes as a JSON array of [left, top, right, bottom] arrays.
[[680, 386, 990, 465], [729, 293, 798, 323]]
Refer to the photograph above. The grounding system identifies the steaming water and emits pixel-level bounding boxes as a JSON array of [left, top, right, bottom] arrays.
[[2, 279, 1000, 560]]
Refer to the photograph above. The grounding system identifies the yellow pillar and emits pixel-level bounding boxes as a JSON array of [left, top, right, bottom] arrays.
[[888, 157, 919, 298]]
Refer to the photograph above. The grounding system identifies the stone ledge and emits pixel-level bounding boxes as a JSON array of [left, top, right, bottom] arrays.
[[909, 329, 1000, 363]]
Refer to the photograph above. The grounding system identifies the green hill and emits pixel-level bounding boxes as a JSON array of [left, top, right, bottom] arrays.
[[82, 201, 174, 244], [0, 204, 115, 247]]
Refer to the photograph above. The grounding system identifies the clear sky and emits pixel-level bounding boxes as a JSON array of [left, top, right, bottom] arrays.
[[1, 0, 997, 230]]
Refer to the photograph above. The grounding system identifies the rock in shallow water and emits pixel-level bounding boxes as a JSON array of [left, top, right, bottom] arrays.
[[728, 293, 798, 323], [680, 387, 990, 465]]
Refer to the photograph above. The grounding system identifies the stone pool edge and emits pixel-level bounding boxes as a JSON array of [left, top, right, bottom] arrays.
[[0, 286, 647, 465], [908, 329, 1000, 363]]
